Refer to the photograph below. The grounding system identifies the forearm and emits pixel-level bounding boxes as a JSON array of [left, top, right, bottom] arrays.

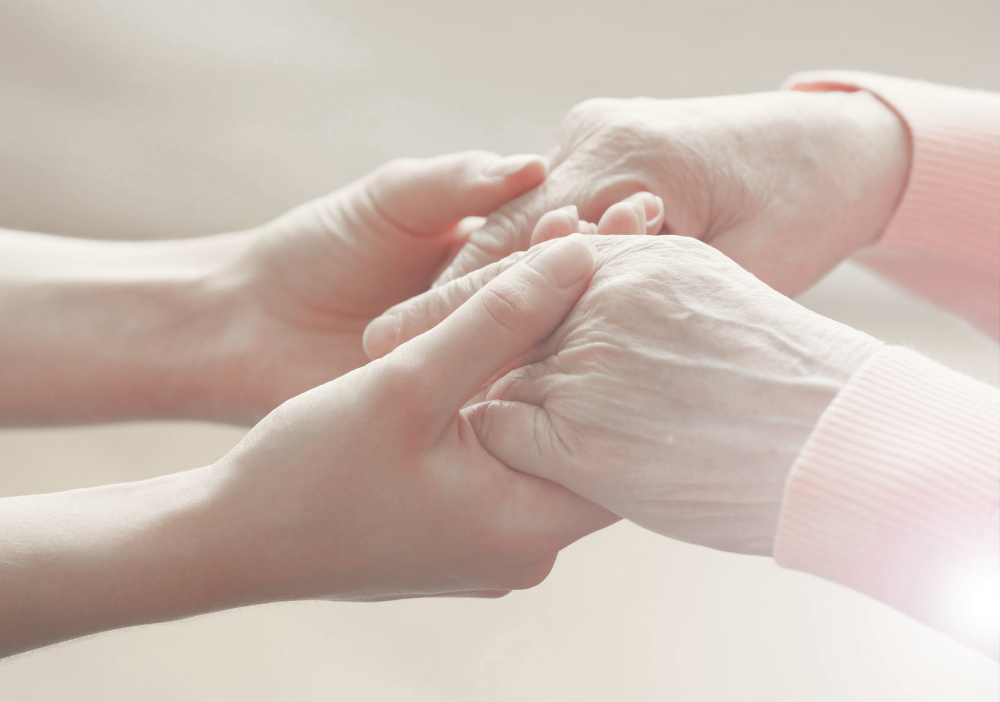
[[786, 72, 1000, 339], [775, 347, 1000, 658], [0, 228, 254, 424], [0, 465, 260, 658]]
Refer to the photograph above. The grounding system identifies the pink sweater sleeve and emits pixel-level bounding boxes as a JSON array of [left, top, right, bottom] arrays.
[[774, 74, 1000, 658], [784, 70, 1000, 339]]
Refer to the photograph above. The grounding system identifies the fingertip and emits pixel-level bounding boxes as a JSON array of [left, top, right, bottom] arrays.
[[525, 232, 597, 289], [596, 200, 645, 235], [644, 195, 665, 235], [482, 153, 549, 183], [362, 315, 400, 360], [529, 205, 578, 247]]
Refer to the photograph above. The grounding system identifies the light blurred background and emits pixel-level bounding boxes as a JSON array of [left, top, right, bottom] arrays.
[[0, 0, 997, 699]]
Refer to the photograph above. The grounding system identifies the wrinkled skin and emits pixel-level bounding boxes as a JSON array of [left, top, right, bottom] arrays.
[[438, 90, 909, 298], [378, 235, 883, 555]]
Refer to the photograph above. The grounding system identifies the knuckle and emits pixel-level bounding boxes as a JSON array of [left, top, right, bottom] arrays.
[[442, 211, 534, 283], [477, 284, 536, 338], [473, 208, 534, 256]]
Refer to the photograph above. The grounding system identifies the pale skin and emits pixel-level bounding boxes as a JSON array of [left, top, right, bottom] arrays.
[[436, 89, 911, 296], [366, 88, 913, 555], [370, 87, 913, 554], [0, 89, 916, 658], [368, 89, 998, 655], [371, 233, 882, 554], [0, 150, 550, 426], [0, 151, 621, 658], [0, 229, 618, 659]]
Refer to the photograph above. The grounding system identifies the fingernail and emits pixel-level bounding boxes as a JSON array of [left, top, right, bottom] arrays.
[[527, 233, 598, 288], [483, 154, 548, 179], [362, 315, 400, 359], [558, 204, 580, 231], [642, 194, 663, 223]]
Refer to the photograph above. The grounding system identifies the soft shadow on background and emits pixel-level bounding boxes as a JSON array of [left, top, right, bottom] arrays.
[[0, 1, 997, 700]]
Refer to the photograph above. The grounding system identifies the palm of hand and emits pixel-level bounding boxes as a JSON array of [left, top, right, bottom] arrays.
[[216, 152, 546, 421]]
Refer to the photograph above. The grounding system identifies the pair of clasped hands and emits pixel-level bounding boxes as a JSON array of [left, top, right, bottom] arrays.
[[145, 89, 910, 607]]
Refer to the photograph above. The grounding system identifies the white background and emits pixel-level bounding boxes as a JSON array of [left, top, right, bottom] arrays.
[[0, 1, 997, 699]]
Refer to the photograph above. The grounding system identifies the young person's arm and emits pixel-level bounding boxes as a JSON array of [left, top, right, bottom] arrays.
[[0, 234, 613, 659], [0, 150, 549, 426]]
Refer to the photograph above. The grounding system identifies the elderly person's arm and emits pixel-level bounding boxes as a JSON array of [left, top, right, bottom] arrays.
[[406, 77, 999, 657], [435, 80, 912, 299], [373, 232, 1000, 659], [784, 71, 1000, 338], [0, 151, 547, 426], [437, 74, 999, 334], [0, 235, 615, 658]]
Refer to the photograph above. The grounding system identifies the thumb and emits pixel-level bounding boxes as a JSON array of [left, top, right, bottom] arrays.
[[363, 208, 586, 360], [366, 151, 548, 236], [465, 398, 613, 540], [465, 399, 565, 485], [395, 233, 597, 420]]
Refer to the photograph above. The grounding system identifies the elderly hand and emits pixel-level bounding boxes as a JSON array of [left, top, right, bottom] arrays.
[[437, 90, 909, 297], [371, 234, 883, 555]]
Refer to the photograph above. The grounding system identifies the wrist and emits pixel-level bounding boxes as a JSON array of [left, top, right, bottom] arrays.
[[0, 464, 253, 657], [760, 316, 883, 555], [0, 228, 260, 424], [790, 86, 911, 250]]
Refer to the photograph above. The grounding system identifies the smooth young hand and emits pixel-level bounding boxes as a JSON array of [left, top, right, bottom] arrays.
[[207, 150, 549, 422], [0, 151, 547, 425], [0, 234, 616, 657]]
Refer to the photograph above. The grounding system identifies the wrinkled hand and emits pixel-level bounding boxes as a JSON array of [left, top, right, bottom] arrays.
[[211, 234, 616, 602], [438, 90, 909, 297], [210, 151, 547, 423], [374, 235, 883, 555]]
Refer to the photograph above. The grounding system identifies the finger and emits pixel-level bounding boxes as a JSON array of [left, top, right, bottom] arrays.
[[463, 400, 618, 548], [634, 192, 666, 235], [365, 231, 573, 360], [433, 183, 555, 286], [484, 357, 557, 405], [397, 233, 598, 418], [468, 400, 561, 479], [595, 192, 664, 236], [363, 247, 530, 359], [529, 205, 579, 247], [367, 151, 548, 236]]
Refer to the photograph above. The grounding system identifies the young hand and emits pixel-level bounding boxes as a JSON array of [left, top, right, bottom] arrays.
[[0, 234, 616, 657]]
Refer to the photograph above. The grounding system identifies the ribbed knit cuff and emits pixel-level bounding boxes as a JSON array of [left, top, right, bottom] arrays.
[[774, 346, 1000, 656], [783, 71, 1000, 338]]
